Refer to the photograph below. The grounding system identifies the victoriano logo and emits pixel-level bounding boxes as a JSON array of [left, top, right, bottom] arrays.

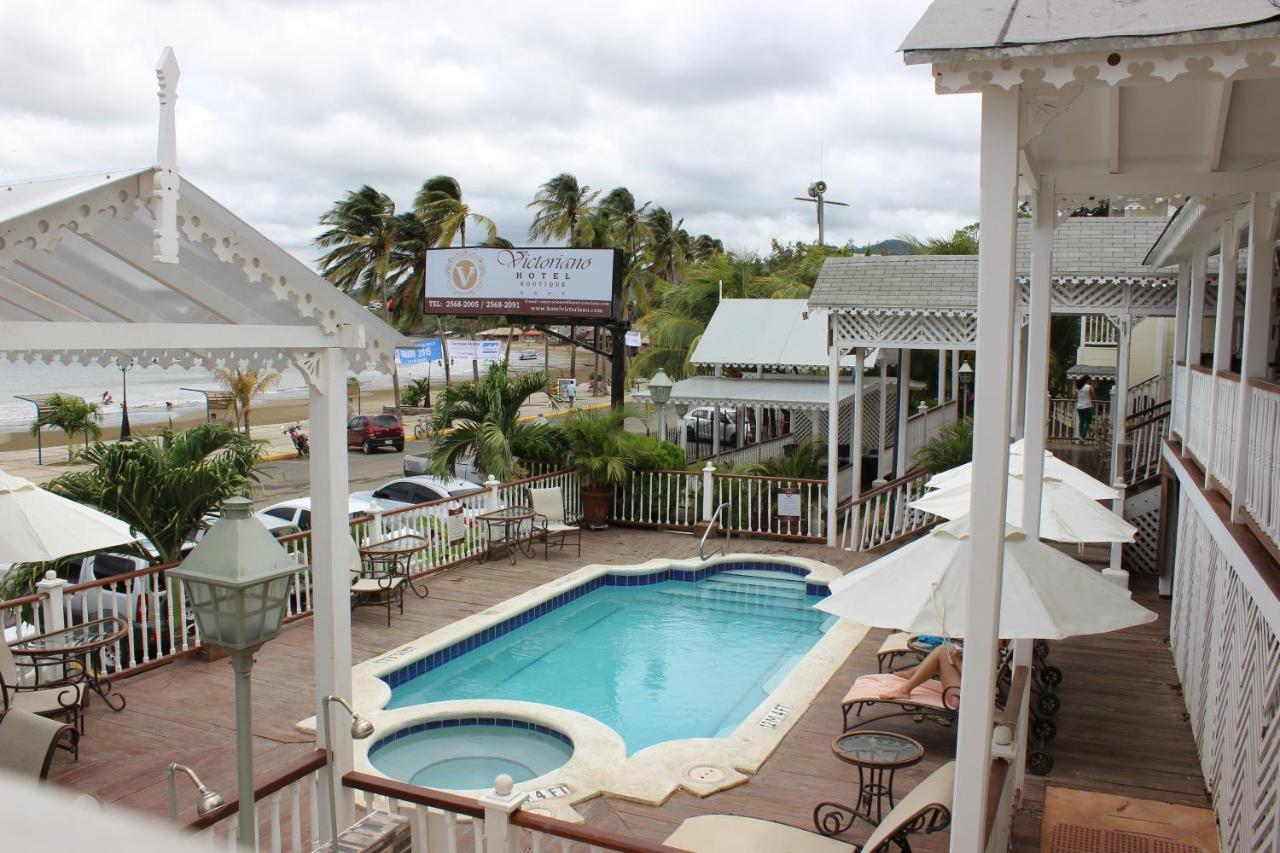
[[444, 251, 485, 293]]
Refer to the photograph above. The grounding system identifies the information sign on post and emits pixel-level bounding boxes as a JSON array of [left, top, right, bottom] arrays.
[[777, 488, 801, 517], [425, 247, 621, 320]]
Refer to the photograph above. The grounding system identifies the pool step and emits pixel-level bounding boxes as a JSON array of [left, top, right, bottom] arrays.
[[700, 576, 807, 601], [656, 587, 824, 626], [664, 581, 809, 608], [717, 567, 808, 585]]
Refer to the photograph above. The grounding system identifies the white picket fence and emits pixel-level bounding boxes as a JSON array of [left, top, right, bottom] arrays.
[[190, 751, 326, 851]]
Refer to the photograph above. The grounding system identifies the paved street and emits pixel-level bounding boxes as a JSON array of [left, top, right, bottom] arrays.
[[252, 438, 430, 506]]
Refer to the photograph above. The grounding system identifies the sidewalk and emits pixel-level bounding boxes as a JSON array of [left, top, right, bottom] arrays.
[[0, 391, 633, 485]]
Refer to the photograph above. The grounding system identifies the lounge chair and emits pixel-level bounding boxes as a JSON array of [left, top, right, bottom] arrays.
[[346, 536, 405, 627], [0, 637, 84, 754], [840, 672, 958, 731], [0, 708, 79, 780], [875, 632, 924, 673], [529, 486, 582, 559], [666, 761, 954, 853]]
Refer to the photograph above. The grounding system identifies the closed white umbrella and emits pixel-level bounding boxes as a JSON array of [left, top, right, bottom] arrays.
[[925, 439, 1119, 501], [908, 475, 1136, 544], [816, 515, 1156, 639], [0, 468, 135, 563]]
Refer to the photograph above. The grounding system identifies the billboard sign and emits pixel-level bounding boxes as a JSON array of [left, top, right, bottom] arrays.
[[446, 339, 503, 361], [394, 338, 444, 366], [425, 247, 620, 320]]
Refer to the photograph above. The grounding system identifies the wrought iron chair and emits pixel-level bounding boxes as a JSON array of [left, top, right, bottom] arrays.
[[0, 708, 79, 780], [529, 486, 582, 559]]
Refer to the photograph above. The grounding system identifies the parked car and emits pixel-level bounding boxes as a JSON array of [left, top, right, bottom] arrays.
[[403, 450, 483, 482], [684, 406, 740, 443], [518, 351, 540, 361], [348, 413, 405, 454], [254, 496, 379, 534], [65, 551, 194, 664], [351, 475, 485, 511]]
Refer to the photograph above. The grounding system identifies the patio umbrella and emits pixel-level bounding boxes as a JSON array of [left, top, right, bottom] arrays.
[[908, 475, 1136, 544], [925, 439, 1119, 501], [0, 468, 135, 563], [816, 515, 1156, 639]]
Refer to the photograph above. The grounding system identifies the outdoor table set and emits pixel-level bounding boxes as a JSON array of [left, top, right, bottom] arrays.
[[477, 507, 539, 565], [360, 533, 432, 599], [813, 730, 925, 834], [9, 616, 130, 712]]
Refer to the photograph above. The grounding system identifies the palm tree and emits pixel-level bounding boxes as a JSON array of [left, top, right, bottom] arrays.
[[898, 223, 979, 255], [912, 418, 973, 474], [688, 234, 725, 263], [388, 211, 452, 387], [735, 438, 826, 479], [414, 176, 497, 248], [211, 367, 282, 437], [643, 207, 686, 282], [45, 423, 264, 564], [527, 173, 600, 245], [30, 394, 101, 462], [315, 186, 404, 413], [426, 361, 560, 481]]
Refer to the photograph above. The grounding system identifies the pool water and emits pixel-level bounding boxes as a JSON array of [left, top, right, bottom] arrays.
[[385, 567, 830, 753], [371, 720, 573, 790]]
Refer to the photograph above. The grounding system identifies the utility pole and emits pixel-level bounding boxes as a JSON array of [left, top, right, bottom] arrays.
[[793, 181, 849, 246]]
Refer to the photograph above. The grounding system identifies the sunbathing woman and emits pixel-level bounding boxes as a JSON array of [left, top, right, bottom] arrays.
[[880, 641, 963, 709]]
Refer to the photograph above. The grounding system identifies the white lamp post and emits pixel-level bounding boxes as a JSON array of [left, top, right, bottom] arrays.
[[958, 361, 974, 420], [648, 369, 674, 443], [168, 496, 296, 850]]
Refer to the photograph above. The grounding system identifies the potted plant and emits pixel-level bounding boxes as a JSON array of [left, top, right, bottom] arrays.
[[562, 407, 634, 528]]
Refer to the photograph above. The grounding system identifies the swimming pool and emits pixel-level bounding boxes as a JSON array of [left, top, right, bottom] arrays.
[[382, 562, 832, 753]]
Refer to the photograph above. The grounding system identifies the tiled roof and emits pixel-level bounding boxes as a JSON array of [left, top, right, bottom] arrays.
[[810, 217, 1172, 311]]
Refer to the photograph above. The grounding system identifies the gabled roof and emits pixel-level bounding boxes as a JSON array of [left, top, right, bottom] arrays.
[[690, 299, 878, 368], [901, 0, 1280, 60], [0, 169, 409, 372], [636, 375, 877, 412]]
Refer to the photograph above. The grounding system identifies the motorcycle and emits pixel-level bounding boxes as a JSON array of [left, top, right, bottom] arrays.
[[284, 424, 309, 457]]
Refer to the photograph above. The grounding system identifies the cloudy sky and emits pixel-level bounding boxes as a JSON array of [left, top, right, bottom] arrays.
[[1, 1, 981, 265]]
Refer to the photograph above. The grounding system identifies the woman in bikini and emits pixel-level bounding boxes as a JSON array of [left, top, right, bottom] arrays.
[[880, 641, 963, 710]]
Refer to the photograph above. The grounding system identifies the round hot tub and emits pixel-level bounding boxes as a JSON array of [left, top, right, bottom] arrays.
[[369, 717, 573, 791]]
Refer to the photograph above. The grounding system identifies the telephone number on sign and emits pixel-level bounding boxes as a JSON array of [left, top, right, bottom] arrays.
[[439, 299, 520, 309]]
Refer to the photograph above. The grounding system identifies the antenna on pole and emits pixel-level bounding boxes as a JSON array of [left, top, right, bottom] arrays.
[[793, 180, 849, 247], [152, 47, 181, 264]]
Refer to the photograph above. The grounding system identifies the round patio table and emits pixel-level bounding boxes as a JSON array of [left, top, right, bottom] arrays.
[[813, 730, 925, 834], [477, 507, 537, 565], [9, 616, 129, 711], [360, 533, 432, 598]]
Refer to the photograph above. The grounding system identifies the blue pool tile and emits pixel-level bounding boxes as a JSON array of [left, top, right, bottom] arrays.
[[442, 718, 459, 728]]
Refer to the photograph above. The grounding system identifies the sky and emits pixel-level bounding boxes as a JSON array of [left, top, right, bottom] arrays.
[[0, 1, 981, 267]]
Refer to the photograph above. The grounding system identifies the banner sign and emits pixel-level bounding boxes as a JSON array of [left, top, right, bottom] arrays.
[[446, 339, 503, 361], [624, 330, 642, 347], [394, 338, 444, 365], [425, 247, 620, 319]]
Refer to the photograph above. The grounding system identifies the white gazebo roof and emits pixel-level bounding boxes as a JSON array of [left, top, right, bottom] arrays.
[[636, 375, 883, 412], [0, 168, 408, 372], [690, 299, 877, 369]]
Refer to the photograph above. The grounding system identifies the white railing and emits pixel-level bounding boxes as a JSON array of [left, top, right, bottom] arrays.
[[1168, 492, 1280, 853], [188, 749, 326, 852], [841, 469, 937, 552], [902, 399, 958, 462], [1047, 398, 1112, 441], [704, 432, 796, 471], [1208, 374, 1240, 493], [1243, 379, 1280, 552], [1127, 373, 1169, 415], [1183, 368, 1214, 465], [713, 472, 828, 541], [611, 469, 705, 529], [1125, 405, 1170, 485], [1081, 314, 1118, 346]]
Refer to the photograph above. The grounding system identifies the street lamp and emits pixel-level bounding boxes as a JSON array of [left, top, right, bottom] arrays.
[[958, 361, 974, 420], [118, 357, 134, 441], [168, 496, 296, 850], [648, 369, 674, 443]]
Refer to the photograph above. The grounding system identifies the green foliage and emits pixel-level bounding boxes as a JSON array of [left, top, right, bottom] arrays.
[[415, 175, 497, 248], [427, 360, 558, 481], [211, 367, 281, 436], [315, 186, 398, 314], [43, 423, 265, 564], [528, 173, 600, 245], [912, 418, 974, 475], [620, 431, 684, 471], [897, 223, 979, 255], [401, 377, 432, 408], [30, 394, 101, 461], [561, 406, 634, 491], [735, 438, 827, 479]]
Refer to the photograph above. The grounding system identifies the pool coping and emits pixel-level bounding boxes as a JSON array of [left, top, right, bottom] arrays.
[[297, 553, 868, 820]]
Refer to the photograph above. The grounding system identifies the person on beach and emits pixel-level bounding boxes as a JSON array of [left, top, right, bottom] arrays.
[[101, 391, 113, 406], [880, 641, 964, 709], [1075, 377, 1096, 441]]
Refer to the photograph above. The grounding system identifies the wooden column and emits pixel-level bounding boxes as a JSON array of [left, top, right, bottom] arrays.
[[1231, 194, 1276, 522], [826, 319, 840, 547]]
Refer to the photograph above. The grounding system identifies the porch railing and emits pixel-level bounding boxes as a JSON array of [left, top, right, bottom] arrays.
[[841, 469, 937, 552], [1207, 373, 1241, 494], [187, 748, 327, 851], [1124, 404, 1170, 486], [703, 431, 797, 470], [1242, 378, 1280, 552], [1047, 398, 1112, 442], [902, 400, 959, 462], [611, 469, 705, 530], [1080, 314, 1118, 346], [712, 472, 827, 541], [1182, 366, 1214, 467], [343, 771, 684, 853]]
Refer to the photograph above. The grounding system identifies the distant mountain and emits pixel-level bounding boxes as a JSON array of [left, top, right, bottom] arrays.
[[847, 238, 916, 256]]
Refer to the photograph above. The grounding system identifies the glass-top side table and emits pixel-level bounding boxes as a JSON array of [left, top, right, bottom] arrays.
[[360, 533, 432, 598], [9, 616, 130, 711], [814, 730, 925, 834], [477, 507, 536, 565]]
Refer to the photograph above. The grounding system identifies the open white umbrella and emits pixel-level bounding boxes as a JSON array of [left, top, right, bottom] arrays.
[[925, 439, 1119, 501], [816, 515, 1156, 639], [0, 468, 135, 563], [908, 475, 1136, 544]]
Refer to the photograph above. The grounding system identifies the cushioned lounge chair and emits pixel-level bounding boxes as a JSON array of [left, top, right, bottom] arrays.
[[875, 632, 925, 672], [0, 708, 79, 780], [840, 672, 959, 731], [529, 486, 582, 559], [666, 761, 954, 853], [0, 636, 84, 755]]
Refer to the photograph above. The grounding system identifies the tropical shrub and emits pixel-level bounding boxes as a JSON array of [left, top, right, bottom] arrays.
[[211, 367, 282, 437], [401, 377, 432, 408], [561, 406, 633, 491], [912, 418, 973, 475], [30, 394, 101, 462]]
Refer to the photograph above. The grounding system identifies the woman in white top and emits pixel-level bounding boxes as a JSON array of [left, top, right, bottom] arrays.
[[1075, 377, 1096, 440]]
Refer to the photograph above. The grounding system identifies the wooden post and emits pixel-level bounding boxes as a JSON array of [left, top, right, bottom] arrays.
[[1105, 317, 1132, 585], [1204, 218, 1239, 489], [1170, 260, 1190, 433], [826, 321, 840, 547], [1183, 248, 1208, 432], [895, 349, 912, 478], [1231, 194, 1276, 522]]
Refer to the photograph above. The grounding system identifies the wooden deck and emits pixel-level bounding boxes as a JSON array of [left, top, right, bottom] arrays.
[[45, 528, 1209, 852]]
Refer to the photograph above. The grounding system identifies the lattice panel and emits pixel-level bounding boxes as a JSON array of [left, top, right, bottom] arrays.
[[1169, 494, 1280, 853], [1121, 486, 1161, 575], [834, 312, 976, 348]]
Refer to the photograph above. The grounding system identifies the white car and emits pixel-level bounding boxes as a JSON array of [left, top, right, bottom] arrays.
[[255, 496, 379, 535], [683, 406, 740, 443], [352, 475, 484, 512]]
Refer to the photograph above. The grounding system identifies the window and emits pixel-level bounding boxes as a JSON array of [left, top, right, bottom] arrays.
[[374, 482, 417, 504], [348, 417, 365, 430], [297, 510, 311, 531], [264, 507, 296, 521], [412, 484, 447, 504], [373, 414, 400, 428]]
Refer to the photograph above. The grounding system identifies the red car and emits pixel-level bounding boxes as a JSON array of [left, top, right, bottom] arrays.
[[347, 413, 405, 454]]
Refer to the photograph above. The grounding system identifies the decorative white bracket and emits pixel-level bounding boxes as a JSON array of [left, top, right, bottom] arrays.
[[153, 47, 181, 264], [288, 326, 367, 393]]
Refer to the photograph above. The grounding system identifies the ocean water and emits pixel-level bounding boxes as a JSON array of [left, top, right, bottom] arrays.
[[385, 569, 830, 754]]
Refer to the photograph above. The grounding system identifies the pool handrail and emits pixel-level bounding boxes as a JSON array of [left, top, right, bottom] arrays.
[[699, 502, 731, 560]]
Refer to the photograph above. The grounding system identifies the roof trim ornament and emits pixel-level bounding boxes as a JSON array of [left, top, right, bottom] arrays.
[[153, 47, 181, 264]]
